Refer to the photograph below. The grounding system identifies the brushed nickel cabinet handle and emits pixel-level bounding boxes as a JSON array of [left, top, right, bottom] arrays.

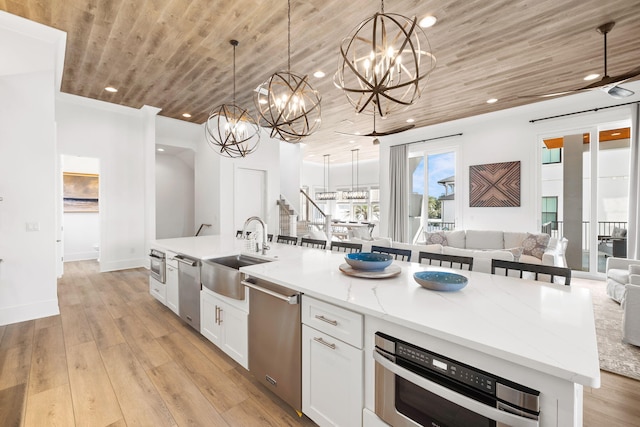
[[313, 337, 336, 350], [215, 306, 220, 324], [315, 315, 338, 326]]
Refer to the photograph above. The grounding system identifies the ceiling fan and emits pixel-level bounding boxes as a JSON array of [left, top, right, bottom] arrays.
[[541, 21, 639, 99], [335, 111, 415, 139]]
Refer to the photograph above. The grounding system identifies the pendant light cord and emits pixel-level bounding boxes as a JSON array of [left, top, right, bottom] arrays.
[[381, 0, 384, 13], [287, 0, 291, 73]]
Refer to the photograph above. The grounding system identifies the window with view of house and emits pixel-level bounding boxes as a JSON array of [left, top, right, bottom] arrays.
[[541, 196, 558, 230], [541, 147, 562, 164]]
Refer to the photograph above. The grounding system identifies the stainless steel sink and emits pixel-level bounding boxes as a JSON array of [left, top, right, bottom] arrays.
[[201, 254, 272, 300]]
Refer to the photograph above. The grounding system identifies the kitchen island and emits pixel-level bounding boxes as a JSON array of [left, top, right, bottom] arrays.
[[151, 235, 600, 427]]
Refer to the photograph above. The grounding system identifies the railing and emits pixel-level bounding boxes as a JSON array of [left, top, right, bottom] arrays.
[[277, 198, 295, 236], [425, 221, 455, 232], [541, 221, 627, 251], [299, 189, 328, 230]]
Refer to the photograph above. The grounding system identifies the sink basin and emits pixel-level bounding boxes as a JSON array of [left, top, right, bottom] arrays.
[[201, 254, 272, 300]]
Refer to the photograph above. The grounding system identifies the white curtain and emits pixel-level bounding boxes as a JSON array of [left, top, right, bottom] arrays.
[[389, 144, 408, 242], [628, 104, 640, 260]]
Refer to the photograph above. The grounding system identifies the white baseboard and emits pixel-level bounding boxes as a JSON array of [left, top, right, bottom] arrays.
[[64, 251, 99, 262], [0, 299, 60, 326], [99, 257, 146, 272]]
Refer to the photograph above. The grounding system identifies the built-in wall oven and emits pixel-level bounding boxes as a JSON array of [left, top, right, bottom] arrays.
[[149, 249, 166, 283], [374, 332, 540, 427]]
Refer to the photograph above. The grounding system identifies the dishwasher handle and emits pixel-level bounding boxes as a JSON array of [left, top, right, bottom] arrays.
[[241, 280, 299, 304], [173, 254, 199, 266]]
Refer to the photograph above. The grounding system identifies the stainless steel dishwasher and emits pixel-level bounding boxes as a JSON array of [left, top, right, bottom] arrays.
[[242, 276, 302, 413], [174, 254, 201, 331]]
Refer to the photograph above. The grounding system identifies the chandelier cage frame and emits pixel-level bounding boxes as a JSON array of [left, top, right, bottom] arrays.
[[316, 154, 338, 201], [205, 39, 260, 158], [254, 0, 322, 143], [343, 148, 369, 200], [334, 0, 436, 117]]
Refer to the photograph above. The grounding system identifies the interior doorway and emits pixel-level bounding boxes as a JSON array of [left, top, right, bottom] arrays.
[[60, 155, 101, 266]]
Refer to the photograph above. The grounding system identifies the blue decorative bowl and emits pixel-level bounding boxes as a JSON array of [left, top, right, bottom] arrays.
[[345, 252, 393, 271], [413, 271, 468, 292]]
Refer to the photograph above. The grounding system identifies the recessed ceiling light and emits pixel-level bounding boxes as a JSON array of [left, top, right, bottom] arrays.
[[611, 132, 621, 136], [584, 73, 600, 81], [406, 118, 415, 123], [182, 113, 192, 118], [157, 148, 165, 152], [105, 86, 118, 93], [486, 98, 498, 104], [355, 131, 361, 135], [349, 140, 355, 143], [258, 98, 268, 104], [419, 15, 437, 28], [313, 71, 326, 78]]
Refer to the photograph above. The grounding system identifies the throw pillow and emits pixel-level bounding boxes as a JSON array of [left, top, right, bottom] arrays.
[[350, 227, 372, 240], [424, 231, 448, 245], [504, 247, 524, 262], [521, 233, 550, 260], [629, 264, 640, 275]]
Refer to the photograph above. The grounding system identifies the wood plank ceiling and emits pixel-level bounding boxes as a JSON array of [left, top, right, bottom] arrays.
[[2, 0, 640, 163]]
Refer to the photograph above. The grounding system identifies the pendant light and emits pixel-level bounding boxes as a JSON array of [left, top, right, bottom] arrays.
[[334, 0, 436, 117], [316, 154, 338, 200], [343, 149, 368, 200], [254, 0, 322, 143], [205, 40, 260, 158]]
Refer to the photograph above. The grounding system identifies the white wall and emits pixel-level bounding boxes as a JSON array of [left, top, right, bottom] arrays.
[[0, 13, 64, 325], [156, 152, 195, 238], [280, 143, 302, 212], [378, 81, 640, 240], [195, 127, 283, 238], [56, 94, 149, 272], [62, 155, 100, 261]]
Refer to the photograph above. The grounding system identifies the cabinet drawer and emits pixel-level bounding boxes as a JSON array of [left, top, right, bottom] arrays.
[[302, 296, 363, 349], [166, 251, 179, 268], [149, 276, 166, 304]]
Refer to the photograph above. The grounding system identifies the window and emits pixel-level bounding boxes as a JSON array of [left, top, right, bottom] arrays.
[[542, 196, 558, 230], [542, 147, 561, 164]]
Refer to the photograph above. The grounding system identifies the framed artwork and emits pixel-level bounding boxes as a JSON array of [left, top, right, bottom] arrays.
[[469, 161, 520, 207], [63, 172, 99, 212]]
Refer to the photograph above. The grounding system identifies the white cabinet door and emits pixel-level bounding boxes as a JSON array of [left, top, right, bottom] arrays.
[[200, 290, 248, 369], [166, 262, 179, 315], [149, 276, 166, 304], [302, 325, 363, 427], [201, 291, 222, 345], [218, 300, 248, 369]]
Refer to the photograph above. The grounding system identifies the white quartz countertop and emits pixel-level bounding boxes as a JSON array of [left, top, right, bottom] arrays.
[[151, 235, 601, 387]]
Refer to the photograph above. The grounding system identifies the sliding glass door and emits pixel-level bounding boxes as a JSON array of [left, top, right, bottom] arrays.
[[540, 124, 630, 273], [409, 150, 456, 243]]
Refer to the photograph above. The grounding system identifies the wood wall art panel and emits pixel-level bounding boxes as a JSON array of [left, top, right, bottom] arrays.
[[469, 161, 521, 207]]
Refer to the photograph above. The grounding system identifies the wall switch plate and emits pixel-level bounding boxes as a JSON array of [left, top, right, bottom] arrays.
[[26, 222, 40, 231]]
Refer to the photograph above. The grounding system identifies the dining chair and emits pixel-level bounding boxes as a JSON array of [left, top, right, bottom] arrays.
[[419, 252, 474, 271], [300, 237, 327, 249], [371, 245, 412, 262], [491, 259, 571, 286], [276, 235, 299, 245], [330, 241, 363, 253]]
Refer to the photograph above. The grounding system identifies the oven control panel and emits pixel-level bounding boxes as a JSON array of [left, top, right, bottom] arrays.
[[397, 342, 496, 395]]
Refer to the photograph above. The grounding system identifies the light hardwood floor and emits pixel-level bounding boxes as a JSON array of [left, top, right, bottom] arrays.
[[0, 262, 638, 426]]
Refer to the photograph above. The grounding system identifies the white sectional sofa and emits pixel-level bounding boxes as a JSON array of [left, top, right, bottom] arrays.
[[349, 229, 567, 274]]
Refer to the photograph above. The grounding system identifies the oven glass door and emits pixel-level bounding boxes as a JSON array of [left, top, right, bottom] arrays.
[[150, 255, 165, 283], [396, 374, 495, 427]]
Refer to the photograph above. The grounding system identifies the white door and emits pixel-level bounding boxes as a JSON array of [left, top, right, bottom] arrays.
[[235, 168, 266, 232]]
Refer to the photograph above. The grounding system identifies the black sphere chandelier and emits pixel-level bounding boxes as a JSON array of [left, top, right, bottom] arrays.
[[205, 40, 260, 158], [335, 0, 436, 117], [254, 0, 321, 143]]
